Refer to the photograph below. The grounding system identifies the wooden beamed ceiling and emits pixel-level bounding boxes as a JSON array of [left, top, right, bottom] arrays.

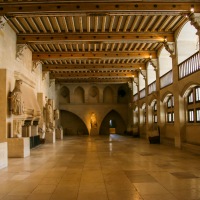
[[1, 0, 197, 83]]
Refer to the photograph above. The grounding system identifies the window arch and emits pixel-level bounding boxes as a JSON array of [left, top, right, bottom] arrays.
[[152, 101, 157, 123], [166, 95, 174, 123], [187, 86, 200, 123]]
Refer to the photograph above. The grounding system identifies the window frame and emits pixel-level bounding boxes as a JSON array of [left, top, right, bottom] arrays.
[[196, 108, 200, 123], [188, 109, 194, 123], [195, 87, 200, 103]]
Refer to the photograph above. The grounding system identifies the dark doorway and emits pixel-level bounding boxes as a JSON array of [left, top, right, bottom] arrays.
[[99, 110, 126, 135], [60, 110, 89, 136]]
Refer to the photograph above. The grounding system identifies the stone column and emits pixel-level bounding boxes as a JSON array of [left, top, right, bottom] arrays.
[[164, 41, 184, 148], [0, 69, 8, 168], [127, 80, 134, 134]]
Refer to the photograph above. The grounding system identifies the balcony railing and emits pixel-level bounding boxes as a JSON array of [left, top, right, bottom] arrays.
[[139, 88, 146, 99], [160, 70, 173, 88], [178, 51, 200, 79], [148, 81, 156, 94], [178, 52, 200, 79]]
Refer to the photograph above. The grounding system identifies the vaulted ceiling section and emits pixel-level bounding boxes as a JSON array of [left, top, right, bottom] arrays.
[[0, 1, 199, 83]]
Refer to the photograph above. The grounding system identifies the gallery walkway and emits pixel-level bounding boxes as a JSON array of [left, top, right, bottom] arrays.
[[0, 135, 200, 200]]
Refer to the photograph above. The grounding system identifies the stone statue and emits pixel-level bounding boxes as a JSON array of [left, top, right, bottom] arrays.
[[11, 80, 24, 115], [90, 112, 97, 128], [13, 120, 24, 138], [54, 109, 60, 120], [46, 99, 53, 130]]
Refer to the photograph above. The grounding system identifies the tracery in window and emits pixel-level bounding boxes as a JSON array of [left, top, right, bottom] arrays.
[[187, 86, 200, 123], [167, 95, 174, 123]]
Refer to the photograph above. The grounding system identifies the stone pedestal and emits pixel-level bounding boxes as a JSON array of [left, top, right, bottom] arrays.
[[45, 129, 55, 143], [90, 128, 98, 135], [56, 128, 63, 140], [7, 138, 30, 158], [0, 142, 8, 169]]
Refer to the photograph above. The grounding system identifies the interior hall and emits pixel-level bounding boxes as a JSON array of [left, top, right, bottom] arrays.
[[0, 1, 200, 200]]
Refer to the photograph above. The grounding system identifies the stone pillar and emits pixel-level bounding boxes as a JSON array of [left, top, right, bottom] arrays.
[[126, 81, 133, 134], [0, 69, 8, 168], [164, 41, 184, 148]]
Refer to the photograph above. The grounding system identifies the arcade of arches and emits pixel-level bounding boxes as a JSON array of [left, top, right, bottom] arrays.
[[0, 1, 200, 199]]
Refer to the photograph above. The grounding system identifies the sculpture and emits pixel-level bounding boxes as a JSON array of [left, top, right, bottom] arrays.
[[54, 109, 60, 120], [11, 80, 24, 115], [46, 99, 53, 130], [90, 112, 97, 128]]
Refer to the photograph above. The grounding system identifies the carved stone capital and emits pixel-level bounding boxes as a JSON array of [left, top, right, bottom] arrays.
[[0, 16, 7, 30], [16, 44, 28, 61], [32, 61, 42, 72], [133, 77, 139, 86], [163, 42, 175, 57], [140, 69, 147, 80], [189, 13, 200, 35], [42, 71, 48, 81], [149, 59, 158, 71], [127, 81, 133, 90], [49, 79, 55, 87]]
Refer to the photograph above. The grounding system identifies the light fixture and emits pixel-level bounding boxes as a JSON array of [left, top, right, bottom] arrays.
[[164, 36, 167, 42], [190, 5, 194, 12], [149, 54, 152, 59]]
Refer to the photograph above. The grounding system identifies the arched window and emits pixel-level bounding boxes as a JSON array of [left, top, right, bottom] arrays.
[[153, 101, 157, 123], [187, 86, 200, 123], [167, 95, 174, 123]]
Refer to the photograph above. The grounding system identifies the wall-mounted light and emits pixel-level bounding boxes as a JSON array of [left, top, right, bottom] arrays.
[[190, 5, 194, 12], [149, 54, 152, 59], [164, 36, 167, 42]]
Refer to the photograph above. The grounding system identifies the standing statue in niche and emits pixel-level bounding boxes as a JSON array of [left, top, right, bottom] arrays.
[[46, 99, 53, 130], [11, 80, 24, 115], [54, 109, 60, 120], [90, 112, 97, 128]]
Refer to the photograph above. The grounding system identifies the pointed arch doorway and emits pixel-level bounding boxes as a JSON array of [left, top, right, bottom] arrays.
[[99, 110, 126, 135]]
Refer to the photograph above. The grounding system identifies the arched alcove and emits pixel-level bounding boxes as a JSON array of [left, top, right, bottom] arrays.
[[74, 86, 85, 103], [117, 85, 128, 103], [60, 86, 70, 103], [88, 86, 99, 103], [147, 62, 156, 85], [139, 72, 145, 90], [60, 110, 89, 135], [99, 110, 126, 135], [159, 47, 172, 77], [177, 21, 199, 64], [103, 86, 114, 103]]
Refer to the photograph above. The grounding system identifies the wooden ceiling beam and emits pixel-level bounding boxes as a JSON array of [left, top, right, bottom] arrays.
[[1, 2, 199, 14], [42, 63, 146, 71], [33, 51, 156, 60], [56, 77, 132, 83], [50, 72, 137, 78], [17, 32, 174, 43]]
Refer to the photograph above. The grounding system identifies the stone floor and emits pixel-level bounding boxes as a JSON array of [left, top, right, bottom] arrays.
[[0, 134, 200, 200]]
